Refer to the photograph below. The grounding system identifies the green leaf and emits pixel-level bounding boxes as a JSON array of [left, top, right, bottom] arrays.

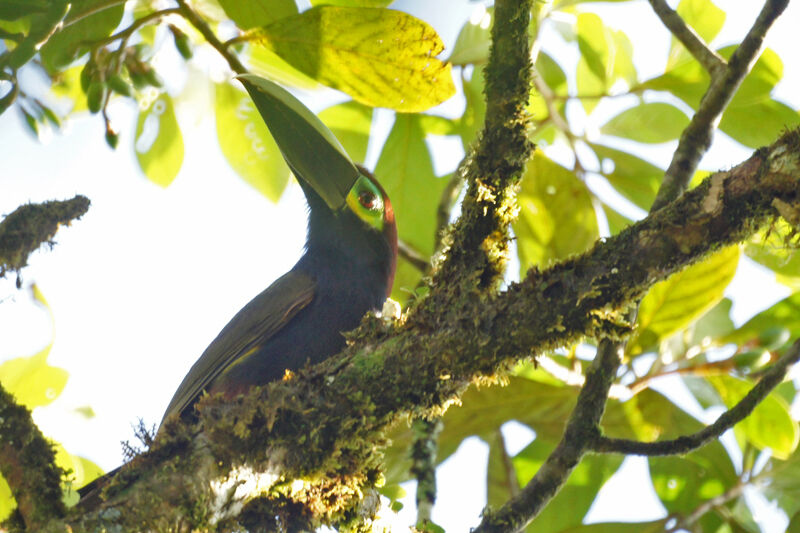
[[0, 0, 49, 21], [40, 0, 124, 71], [708, 375, 799, 459], [448, 6, 492, 66], [724, 292, 800, 347], [650, 442, 737, 513], [666, 0, 725, 70], [55, 445, 104, 506], [765, 448, 800, 518], [374, 114, 444, 301], [218, 0, 297, 29], [134, 94, 183, 188], [629, 245, 740, 354], [0, 286, 68, 409], [0, 474, 13, 522], [383, 378, 578, 485], [247, 6, 455, 112], [601, 203, 632, 235], [529, 52, 568, 121], [459, 64, 486, 148], [310, 0, 392, 5], [238, 74, 359, 209], [215, 82, 290, 202], [547, 522, 668, 533], [485, 429, 519, 508], [601, 102, 689, 144], [611, 29, 636, 86], [374, 114, 442, 255], [319, 100, 373, 163], [248, 46, 321, 89], [575, 12, 613, 112], [590, 143, 664, 210], [515, 440, 623, 533], [514, 150, 599, 275], [744, 219, 800, 282]]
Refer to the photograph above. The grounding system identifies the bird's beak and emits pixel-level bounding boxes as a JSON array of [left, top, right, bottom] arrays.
[[237, 74, 359, 210]]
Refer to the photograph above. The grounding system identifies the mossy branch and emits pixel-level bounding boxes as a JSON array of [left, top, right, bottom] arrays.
[[0, 195, 90, 285], [62, 129, 800, 531], [0, 383, 67, 531]]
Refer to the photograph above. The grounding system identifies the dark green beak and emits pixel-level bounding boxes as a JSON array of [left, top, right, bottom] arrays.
[[237, 74, 359, 210]]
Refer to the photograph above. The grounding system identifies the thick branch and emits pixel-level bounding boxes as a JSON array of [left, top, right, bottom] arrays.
[[653, 0, 789, 211], [0, 383, 66, 530], [63, 130, 800, 531], [648, 0, 725, 75], [0, 195, 90, 283], [592, 338, 800, 456]]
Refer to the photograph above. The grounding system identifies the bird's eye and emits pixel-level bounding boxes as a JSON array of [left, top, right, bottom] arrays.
[[359, 191, 378, 210]]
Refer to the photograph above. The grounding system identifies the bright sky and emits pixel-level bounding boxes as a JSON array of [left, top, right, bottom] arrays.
[[1, 0, 798, 530]]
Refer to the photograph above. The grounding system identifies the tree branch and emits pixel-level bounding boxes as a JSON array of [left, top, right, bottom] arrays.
[[0, 383, 66, 530], [652, 0, 789, 211], [591, 338, 800, 456], [410, 418, 443, 526], [63, 129, 800, 531], [0, 195, 90, 285], [647, 0, 726, 75], [175, 0, 246, 74]]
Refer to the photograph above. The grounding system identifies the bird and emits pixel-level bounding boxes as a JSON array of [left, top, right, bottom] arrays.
[[78, 74, 397, 500]]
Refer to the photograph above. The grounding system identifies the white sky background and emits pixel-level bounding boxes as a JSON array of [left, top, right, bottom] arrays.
[[1, 0, 799, 530]]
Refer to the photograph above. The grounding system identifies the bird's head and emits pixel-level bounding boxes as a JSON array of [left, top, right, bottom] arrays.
[[238, 74, 397, 296]]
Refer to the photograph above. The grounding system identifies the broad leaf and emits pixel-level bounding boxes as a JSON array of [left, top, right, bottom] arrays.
[[601, 102, 689, 144], [709, 375, 799, 459], [514, 150, 599, 274], [590, 143, 664, 210], [215, 82, 290, 202], [40, 0, 124, 71], [135, 94, 184, 188], [460, 64, 486, 148], [218, 0, 297, 29], [575, 12, 612, 112], [246, 6, 455, 112], [319, 100, 373, 163], [724, 292, 800, 348], [629, 245, 740, 354], [0, 475, 13, 522], [666, 0, 725, 70], [309, 0, 393, 5], [485, 429, 519, 508], [529, 52, 568, 122], [449, 6, 492, 66], [515, 439, 623, 533], [744, 219, 800, 282]]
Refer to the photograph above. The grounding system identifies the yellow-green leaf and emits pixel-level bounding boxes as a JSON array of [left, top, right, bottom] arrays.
[[218, 0, 297, 29], [630, 245, 740, 354], [601, 102, 689, 144], [709, 375, 799, 459], [666, 0, 725, 70], [514, 150, 599, 274], [448, 6, 492, 66], [591, 143, 664, 210], [319, 100, 373, 163], [0, 348, 68, 409], [135, 94, 183, 187], [215, 82, 290, 202], [246, 6, 455, 112], [0, 474, 13, 522]]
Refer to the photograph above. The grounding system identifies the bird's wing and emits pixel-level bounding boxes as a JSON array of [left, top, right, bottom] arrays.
[[161, 270, 315, 422]]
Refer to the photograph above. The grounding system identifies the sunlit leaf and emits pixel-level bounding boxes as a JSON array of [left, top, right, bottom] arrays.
[[215, 82, 290, 202], [666, 0, 725, 70], [40, 0, 124, 71], [310, 0, 393, 5], [134, 94, 184, 187], [485, 430, 519, 508], [246, 6, 455, 112], [449, 6, 492, 66], [744, 219, 800, 282], [55, 445, 104, 506], [529, 52, 568, 121], [724, 292, 800, 348], [709, 375, 799, 459], [0, 475, 13, 522], [591, 143, 664, 210], [765, 448, 800, 518], [514, 150, 599, 275], [515, 439, 623, 533], [248, 46, 321, 89], [601, 203, 633, 235], [549, 522, 668, 533], [218, 0, 297, 28], [611, 29, 636, 86], [460, 64, 486, 148], [319, 100, 373, 163], [629, 246, 740, 354], [601, 102, 689, 144]]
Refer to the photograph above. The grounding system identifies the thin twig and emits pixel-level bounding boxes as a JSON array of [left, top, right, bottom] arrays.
[[410, 418, 443, 526], [648, 0, 726, 76], [669, 480, 746, 531], [592, 339, 800, 456], [652, 0, 789, 211], [85, 8, 181, 48], [175, 0, 247, 74], [398, 240, 429, 273]]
